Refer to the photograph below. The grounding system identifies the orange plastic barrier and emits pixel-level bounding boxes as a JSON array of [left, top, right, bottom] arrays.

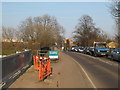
[[33, 56, 52, 80]]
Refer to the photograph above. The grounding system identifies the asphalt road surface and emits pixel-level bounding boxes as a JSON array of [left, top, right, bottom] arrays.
[[64, 51, 120, 88]]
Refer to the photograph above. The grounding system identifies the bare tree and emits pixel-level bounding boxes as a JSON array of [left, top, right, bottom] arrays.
[[110, 1, 120, 47], [19, 14, 65, 49], [2, 26, 16, 42], [73, 15, 104, 47]]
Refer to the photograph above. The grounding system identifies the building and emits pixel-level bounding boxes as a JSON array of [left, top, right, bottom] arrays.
[[64, 38, 75, 47], [63, 38, 76, 50], [107, 42, 118, 49], [2, 38, 23, 42]]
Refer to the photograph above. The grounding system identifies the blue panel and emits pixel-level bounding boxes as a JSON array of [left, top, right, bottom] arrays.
[[49, 51, 58, 56]]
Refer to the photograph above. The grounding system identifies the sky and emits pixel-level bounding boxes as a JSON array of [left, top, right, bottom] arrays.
[[2, 1, 115, 38], [0, 2, 1, 23]]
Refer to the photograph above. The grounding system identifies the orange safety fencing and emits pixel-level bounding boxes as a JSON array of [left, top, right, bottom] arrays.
[[33, 56, 52, 80]]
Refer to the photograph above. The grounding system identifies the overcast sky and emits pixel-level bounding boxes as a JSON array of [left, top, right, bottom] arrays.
[[2, 2, 115, 38]]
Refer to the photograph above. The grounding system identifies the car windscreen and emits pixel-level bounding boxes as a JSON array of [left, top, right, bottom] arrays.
[[95, 43, 106, 48], [40, 47, 51, 53], [118, 48, 120, 53], [79, 47, 84, 50]]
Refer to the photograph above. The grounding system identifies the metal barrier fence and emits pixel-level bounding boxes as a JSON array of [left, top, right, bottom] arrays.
[[0, 50, 32, 84], [32, 50, 59, 62], [32, 50, 49, 57]]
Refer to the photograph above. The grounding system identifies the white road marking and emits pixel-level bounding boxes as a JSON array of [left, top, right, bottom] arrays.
[[69, 55, 97, 89], [66, 52, 118, 88]]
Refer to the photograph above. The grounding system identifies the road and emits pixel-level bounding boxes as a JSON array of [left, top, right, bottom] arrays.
[[64, 51, 119, 88]]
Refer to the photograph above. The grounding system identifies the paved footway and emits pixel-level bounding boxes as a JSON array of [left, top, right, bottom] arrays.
[[9, 52, 91, 88]]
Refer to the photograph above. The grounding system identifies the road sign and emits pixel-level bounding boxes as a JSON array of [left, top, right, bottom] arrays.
[[49, 51, 59, 60]]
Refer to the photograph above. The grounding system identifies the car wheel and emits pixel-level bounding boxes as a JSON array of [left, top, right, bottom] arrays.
[[92, 52, 94, 56], [94, 53, 98, 57], [111, 55, 114, 60], [105, 55, 108, 58]]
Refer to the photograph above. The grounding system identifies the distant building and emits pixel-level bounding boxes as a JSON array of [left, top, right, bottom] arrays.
[[64, 38, 75, 47], [107, 42, 118, 49], [63, 38, 76, 50], [2, 38, 23, 42]]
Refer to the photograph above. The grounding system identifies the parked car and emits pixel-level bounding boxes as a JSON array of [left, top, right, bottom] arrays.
[[74, 46, 79, 52], [83, 47, 91, 54], [89, 47, 95, 56], [70, 46, 78, 51], [111, 48, 120, 61], [39, 47, 51, 56], [78, 47, 85, 53], [93, 42, 109, 57]]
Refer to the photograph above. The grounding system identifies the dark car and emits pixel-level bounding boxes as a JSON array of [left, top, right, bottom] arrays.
[[83, 47, 91, 54], [74, 47, 79, 52], [70, 46, 78, 51], [78, 47, 85, 53], [89, 47, 94, 56], [39, 47, 51, 56], [111, 48, 120, 61]]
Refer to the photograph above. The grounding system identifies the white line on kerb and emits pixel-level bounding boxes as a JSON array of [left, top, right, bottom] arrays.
[[73, 59, 97, 89]]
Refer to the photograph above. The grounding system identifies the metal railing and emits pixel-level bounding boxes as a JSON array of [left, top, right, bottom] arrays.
[[32, 50, 49, 57], [0, 50, 32, 88]]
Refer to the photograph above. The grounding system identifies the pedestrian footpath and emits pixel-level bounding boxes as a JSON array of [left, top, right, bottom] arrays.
[[9, 52, 91, 88]]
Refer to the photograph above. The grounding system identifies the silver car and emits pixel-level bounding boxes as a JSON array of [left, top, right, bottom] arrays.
[[111, 48, 120, 61]]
